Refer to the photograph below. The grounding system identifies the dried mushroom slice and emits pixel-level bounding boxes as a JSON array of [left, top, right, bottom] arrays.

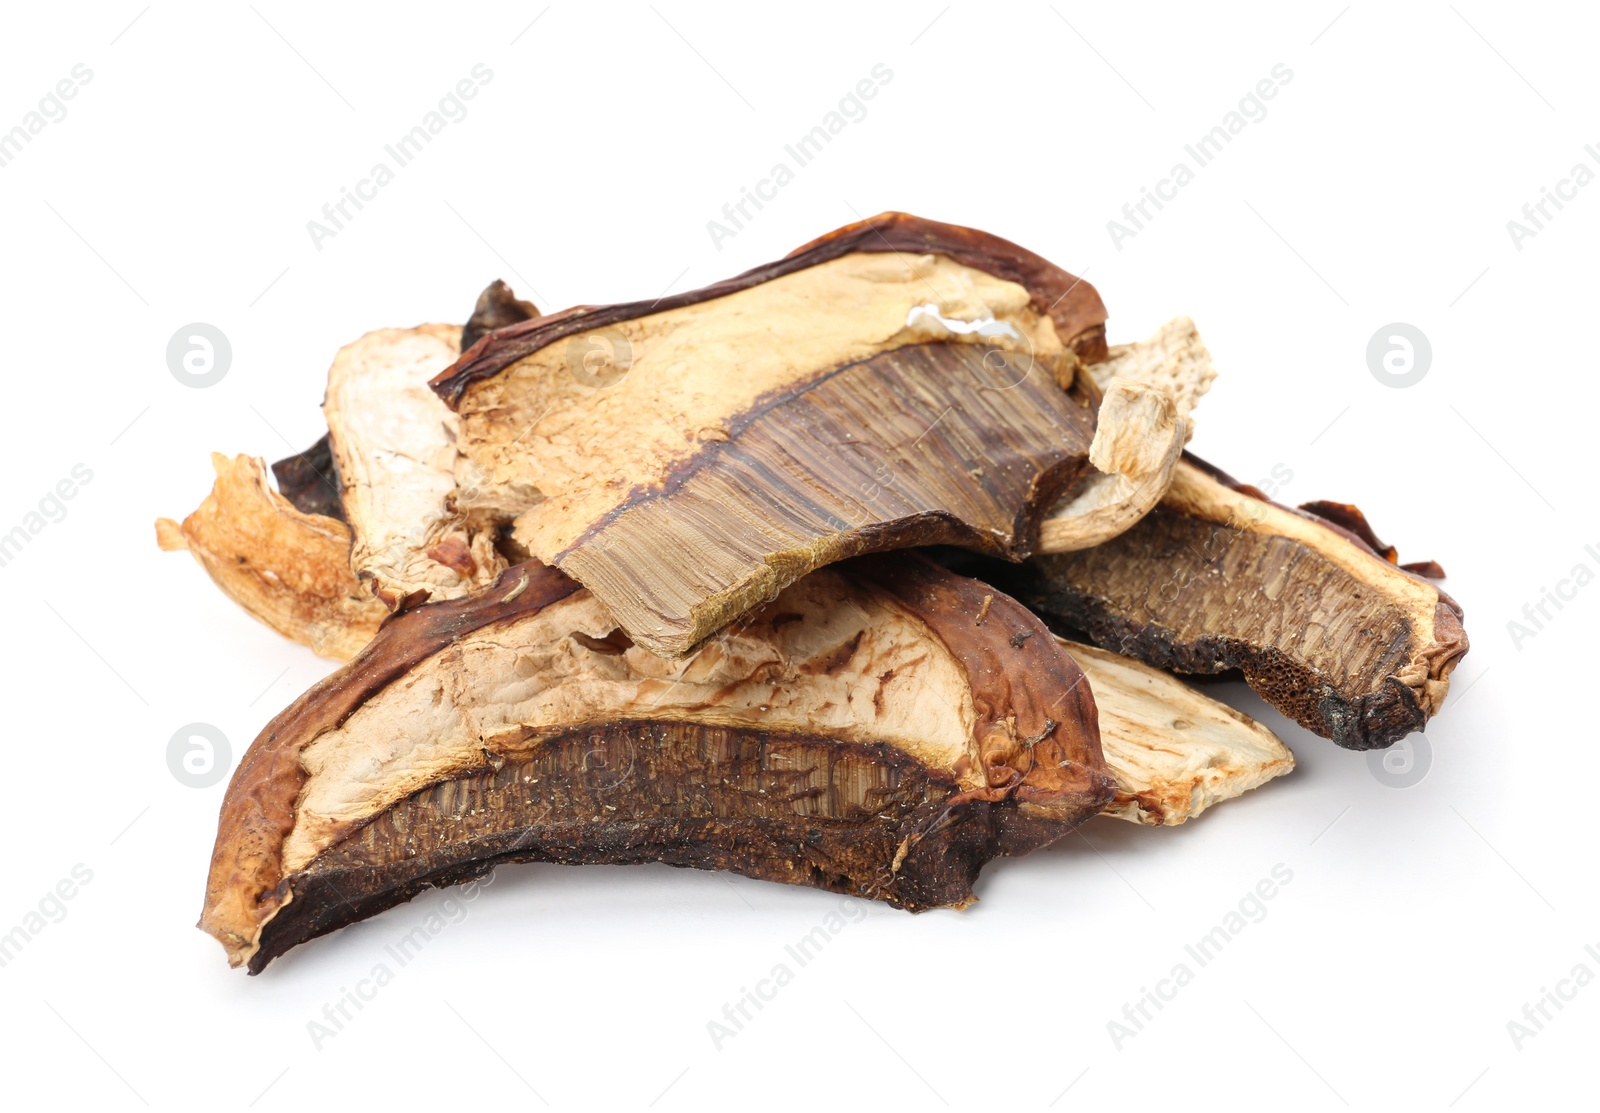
[[433, 211, 1108, 657], [1082, 316, 1216, 437], [200, 555, 1112, 972], [1068, 639, 1294, 825], [1035, 317, 1217, 554], [156, 454, 387, 660], [998, 456, 1469, 750], [268, 281, 539, 528], [1036, 378, 1184, 554], [323, 323, 508, 608]]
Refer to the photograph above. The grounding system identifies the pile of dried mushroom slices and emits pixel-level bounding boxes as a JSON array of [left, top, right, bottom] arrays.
[[156, 212, 1468, 973]]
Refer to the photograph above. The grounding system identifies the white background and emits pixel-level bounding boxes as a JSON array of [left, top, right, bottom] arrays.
[[0, 2, 1593, 1109]]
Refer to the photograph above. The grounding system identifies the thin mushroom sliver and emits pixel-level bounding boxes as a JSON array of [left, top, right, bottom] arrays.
[[1067, 639, 1294, 825]]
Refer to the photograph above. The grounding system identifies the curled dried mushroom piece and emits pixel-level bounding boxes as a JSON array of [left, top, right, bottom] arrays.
[[434, 212, 1113, 657], [1036, 378, 1184, 554], [267, 280, 541, 528], [1082, 316, 1217, 436], [201, 555, 1113, 972], [156, 454, 386, 660], [999, 456, 1468, 749], [1036, 316, 1215, 554]]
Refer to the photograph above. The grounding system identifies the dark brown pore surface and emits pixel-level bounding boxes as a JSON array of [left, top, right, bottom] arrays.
[[557, 341, 1096, 655], [993, 505, 1437, 750], [254, 721, 1016, 973], [431, 211, 1108, 406]]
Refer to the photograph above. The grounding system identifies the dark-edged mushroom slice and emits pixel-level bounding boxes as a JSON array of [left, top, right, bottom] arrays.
[[200, 554, 1112, 972], [984, 456, 1469, 750], [432, 212, 1113, 657]]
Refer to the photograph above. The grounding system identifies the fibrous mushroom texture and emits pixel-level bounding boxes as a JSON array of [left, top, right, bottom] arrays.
[[1036, 378, 1184, 553], [156, 454, 386, 660], [200, 554, 1113, 972], [433, 212, 1115, 657], [993, 456, 1469, 749]]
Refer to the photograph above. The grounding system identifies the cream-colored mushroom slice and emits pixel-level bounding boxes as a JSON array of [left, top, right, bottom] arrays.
[[323, 323, 508, 608], [1063, 638, 1295, 826], [1085, 315, 1216, 439], [1036, 378, 1185, 554], [1035, 316, 1217, 555]]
